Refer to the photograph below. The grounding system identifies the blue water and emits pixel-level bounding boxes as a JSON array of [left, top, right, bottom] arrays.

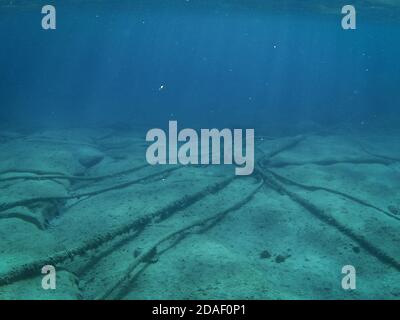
[[1, 0, 399, 130]]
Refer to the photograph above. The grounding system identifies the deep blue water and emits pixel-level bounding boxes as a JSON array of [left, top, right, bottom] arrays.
[[1, 1, 399, 131]]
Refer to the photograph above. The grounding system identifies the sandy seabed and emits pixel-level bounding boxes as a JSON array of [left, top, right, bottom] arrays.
[[0, 127, 399, 299]]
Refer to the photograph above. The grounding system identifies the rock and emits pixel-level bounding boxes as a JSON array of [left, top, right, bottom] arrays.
[[352, 246, 360, 254], [77, 148, 104, 169], [143, 247, 159, 264], [275, 254, 290, 263], [259, 250, 271, 259], [388, 205, 399, 215]]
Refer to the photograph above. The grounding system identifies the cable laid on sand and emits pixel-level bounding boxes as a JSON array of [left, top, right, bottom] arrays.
[[256, 167, 400, 272], [0, 175, 235, 287], [0, 164, 149, 183], [0, 211, 45, 230], [266, 168, 400, 222], [97, 179, 263, 300], [0, 167, 179, 212], [268, 158, 392, 168]]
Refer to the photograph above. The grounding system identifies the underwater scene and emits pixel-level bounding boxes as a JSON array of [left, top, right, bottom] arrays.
[[0, 0, 399, 300]]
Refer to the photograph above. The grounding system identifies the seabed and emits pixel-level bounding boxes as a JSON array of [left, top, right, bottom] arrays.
[[0, 126, 399, 299]]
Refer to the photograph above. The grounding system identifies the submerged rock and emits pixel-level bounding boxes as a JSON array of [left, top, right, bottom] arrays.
[[275, 254, 290, 264], [77, 148, 104, 169], [388, 205, 400, 215], [259, 250, 271, 259]]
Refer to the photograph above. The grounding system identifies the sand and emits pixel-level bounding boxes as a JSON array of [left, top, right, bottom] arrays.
[[0, 127, 399, 299]]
